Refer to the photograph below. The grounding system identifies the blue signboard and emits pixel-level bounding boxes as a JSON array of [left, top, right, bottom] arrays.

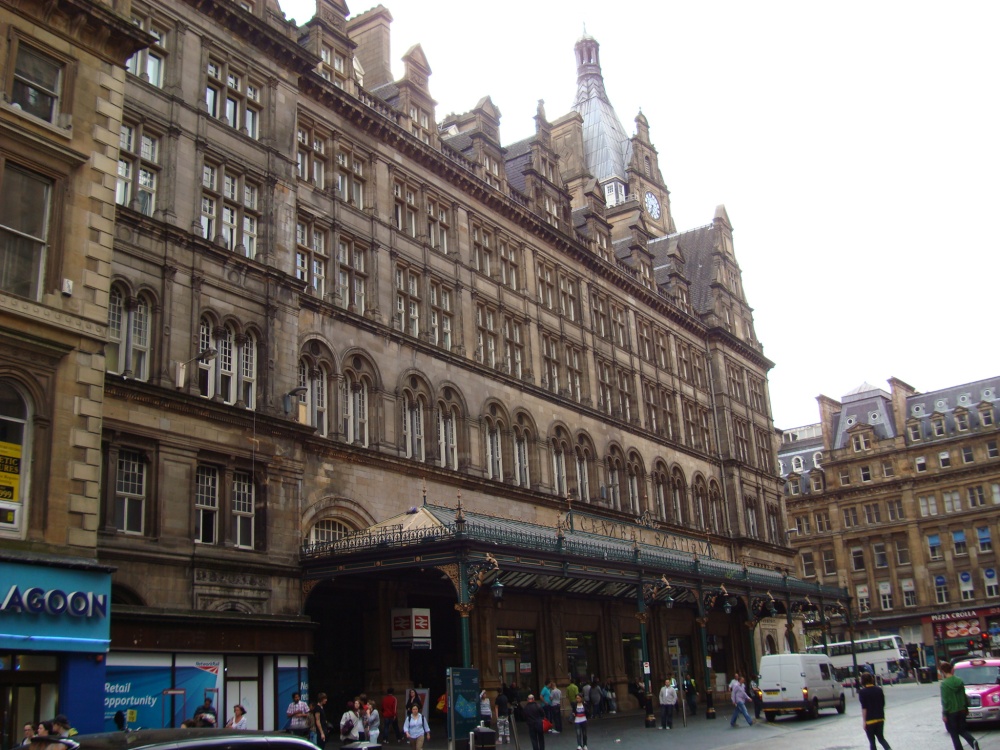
[[0, 560, 111, 653], [447, 667, 480, 745]]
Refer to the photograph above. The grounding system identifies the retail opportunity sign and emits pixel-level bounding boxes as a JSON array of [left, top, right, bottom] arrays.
[[0, 560, 111, 653]]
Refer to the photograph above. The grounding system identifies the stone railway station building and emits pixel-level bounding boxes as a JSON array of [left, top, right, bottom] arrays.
[[0, 0, 842, 736]]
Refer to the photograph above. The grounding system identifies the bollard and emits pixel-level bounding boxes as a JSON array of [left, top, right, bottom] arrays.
[[705, 690, 715, 719]]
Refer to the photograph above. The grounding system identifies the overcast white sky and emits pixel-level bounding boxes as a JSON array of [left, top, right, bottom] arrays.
[[281, 0, 1000, 428]]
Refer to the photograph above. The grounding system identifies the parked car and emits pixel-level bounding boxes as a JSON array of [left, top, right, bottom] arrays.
[[74, 729, 318, 750], [758, 653, 847, 721]]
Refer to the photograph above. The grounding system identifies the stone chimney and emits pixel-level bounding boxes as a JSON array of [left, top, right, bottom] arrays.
[[347, 5, 393, 89]]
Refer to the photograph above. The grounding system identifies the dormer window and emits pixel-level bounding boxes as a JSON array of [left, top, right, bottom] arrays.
[[603, 180, 626, 207], [852, 433, 871, 452]]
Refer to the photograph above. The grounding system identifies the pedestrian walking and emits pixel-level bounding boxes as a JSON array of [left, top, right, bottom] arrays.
[[495, 688, 511, 745], [858, 672, 891, 750], [729, 676, 754, 728], [571, 693, 589, 750], [382, 688, 403, 744], [402, 703, 430, 750], [522, 694, 546, 750], [657, 677, 677, 729], [683, 676, 697, 716], [939, 661, 979, 750]]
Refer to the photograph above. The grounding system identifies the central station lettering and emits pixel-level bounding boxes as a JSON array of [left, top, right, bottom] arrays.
[[567, 515, 718, 558]]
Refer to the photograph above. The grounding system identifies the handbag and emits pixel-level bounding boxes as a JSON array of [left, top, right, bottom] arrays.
[[542, 719, 553, 733], [341, 718, 355, 735]]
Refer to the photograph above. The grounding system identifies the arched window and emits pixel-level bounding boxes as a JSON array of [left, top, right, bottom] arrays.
[[574, 434, 595, 503], [606, 448, 625, 511], [710, 483, 724, 533], [0, 382, 31, 538], [745, 496, 759, 539], [626, 451, 645, 515], [438, 405, 459, 470], [485, 417, 504, 481], [513, 426, 531, 488], [240, 331, 257, 408], [310, 518, 351, 545], [341, 372, 369, 446], [652, 464, 668, 520], [552, 444, 567, 497], [693, 479, 708, 530], [813, 452, 823, 468], [218, 324, 236, 404], [644, 156, 652, 178], [792, 456, 803, 472], [670, 469, 686, 524], [107, 287, 151, 381], [402, 393, 426, 462]]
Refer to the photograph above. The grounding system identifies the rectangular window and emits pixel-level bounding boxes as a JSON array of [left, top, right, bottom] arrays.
[[206, 59, 260, 138], [939, 450, 951, 468], [801, 551, 815, 578], [503, 316, 524, 378], [499, 240, 520, 290], [852, 433, 871, 452], [901, 580, 917, 607], [118, 122, 159, 216], [918, 495, 938, 516], [565, 345, 583, 403], [232, 470, 255, 549], [0, 161, 52, 300], [336, 237, 367, 313], [542, 333, 560, 394], [988, 440, 999, 459], [125, 15, 167, 88], [882, 459, 895, 477], [935, 581, 949, 604], [908, 423, 921, 441], [476, 304, 498, 368], [887, 498, 904, 520], [471, 223, 493, 274], [928, 533, 942, 561], [842, 506, 859, 528], [962, 446, 974, 464], [864, 502, 881, 524], [915, 456, 927, 472], [822, 549, 837, 575], [591, 293, 609, 339], [195, 465, 218, 544], [11, 42, 66, 124], [429, 281, 453, 351], [860, 465, 872, 482], [426, 196, 449, 252], [851, 547, 865, 571], [558, 273, 578, 321], [896, 538, 910, 565], [942, 490, 961, 513], [114, 449, 146, 534], [873, 542, 888, 568], [814, 511, 831, 532], [968, 485, 986, 507], [978, 526, 993, 553], [839, 468, 851, 486], [880, 587, 893, 610], [395, 266, 421, 337], [536, 261, 555, 309], [953, 530, 968, 556], [795, 515, 811, 535]]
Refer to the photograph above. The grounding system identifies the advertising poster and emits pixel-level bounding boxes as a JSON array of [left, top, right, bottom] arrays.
[[175, 655, 224, 726], [103, 654, 173, 730], [0, 440, 22, 504], [277, 666, 309, 716]]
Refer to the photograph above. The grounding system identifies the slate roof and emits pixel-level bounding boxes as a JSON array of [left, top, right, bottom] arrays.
[[572, 50, 631, 185], [649, 224, 716, 314], [904, 376, 1000, 442]]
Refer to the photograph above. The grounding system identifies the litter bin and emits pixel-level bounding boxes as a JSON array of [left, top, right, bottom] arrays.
[[473, 725, 496, 750], [917, 667, 931, 684]]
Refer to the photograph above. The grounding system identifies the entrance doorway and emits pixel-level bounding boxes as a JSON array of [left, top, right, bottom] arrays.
[[497, 630, 535, 698]]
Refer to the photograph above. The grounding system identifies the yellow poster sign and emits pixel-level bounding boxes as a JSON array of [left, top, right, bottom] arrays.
[[0, 440, 22, 503]]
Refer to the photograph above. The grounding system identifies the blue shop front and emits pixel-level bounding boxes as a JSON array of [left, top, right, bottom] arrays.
[[1, 552, 113, 742]]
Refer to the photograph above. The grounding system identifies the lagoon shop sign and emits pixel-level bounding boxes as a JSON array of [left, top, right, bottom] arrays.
[[1, 585, 108, 618]]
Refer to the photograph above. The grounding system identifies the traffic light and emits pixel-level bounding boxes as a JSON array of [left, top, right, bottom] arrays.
[[967, 639, 976, 649]]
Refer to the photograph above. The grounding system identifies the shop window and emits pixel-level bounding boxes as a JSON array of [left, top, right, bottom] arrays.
[[0, 382, 31, 537]]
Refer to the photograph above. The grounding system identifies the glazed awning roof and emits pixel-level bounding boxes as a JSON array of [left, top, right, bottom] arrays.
[[300, 503, 846, 608]]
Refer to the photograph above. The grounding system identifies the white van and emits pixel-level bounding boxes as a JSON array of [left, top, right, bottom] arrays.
[[758, 653, 846, 721]]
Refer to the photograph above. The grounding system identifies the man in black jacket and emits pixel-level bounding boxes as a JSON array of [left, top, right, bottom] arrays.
[[522, 694, 546, 750]]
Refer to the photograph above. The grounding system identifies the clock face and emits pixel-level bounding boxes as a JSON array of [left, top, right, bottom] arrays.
[[644, 191, 661, 219]]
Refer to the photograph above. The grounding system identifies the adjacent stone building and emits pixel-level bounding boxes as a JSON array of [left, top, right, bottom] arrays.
[[779, 377, 1000, 667], [0, 0, 150, 735]]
